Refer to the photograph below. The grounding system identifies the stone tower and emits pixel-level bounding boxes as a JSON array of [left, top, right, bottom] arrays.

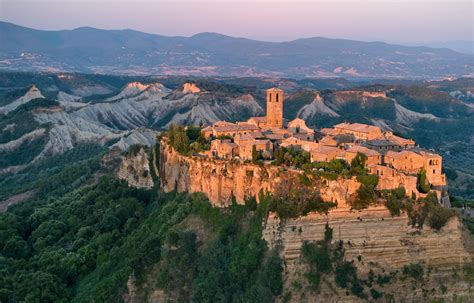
[[266, 87, 284, 128]]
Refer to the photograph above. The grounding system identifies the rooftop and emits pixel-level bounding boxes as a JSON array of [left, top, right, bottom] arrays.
[[334, 122, 382, 134]]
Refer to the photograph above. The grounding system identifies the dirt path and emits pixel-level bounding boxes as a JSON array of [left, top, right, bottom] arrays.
[[0, 190, 35, 213]]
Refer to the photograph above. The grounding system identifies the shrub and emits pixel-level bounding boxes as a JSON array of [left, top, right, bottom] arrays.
[[417, 168, 430, 193], [427, 206, 455, 230], [353, 184, 376, 210], [402, 263, 424, 280], [168, 124, 190, 154], [299, 173, 311, 186], [301, 224, 333, 290], [356, 174, 379, 188], [350, 152, 367, 175], [370, 288, 383, 299], [384, 187, 406, 217]]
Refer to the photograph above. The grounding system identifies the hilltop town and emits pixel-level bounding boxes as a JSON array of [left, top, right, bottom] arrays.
[[173, 87, 449, 205]]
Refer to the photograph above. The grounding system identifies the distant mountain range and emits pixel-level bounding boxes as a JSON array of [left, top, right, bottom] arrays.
[[403, 40, 473, 55], [0, 21, 473, 79]]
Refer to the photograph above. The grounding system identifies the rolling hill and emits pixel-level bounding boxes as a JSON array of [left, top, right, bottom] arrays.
[[1, 22, 473, 78]]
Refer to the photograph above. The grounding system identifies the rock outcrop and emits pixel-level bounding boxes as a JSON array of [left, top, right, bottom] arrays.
[[159, 141, 360, 207], [182, 82, 201, 94], [117, 148, 154, 189]]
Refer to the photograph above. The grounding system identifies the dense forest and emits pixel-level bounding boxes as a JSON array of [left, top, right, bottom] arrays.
[[1, 169, 283, 302]]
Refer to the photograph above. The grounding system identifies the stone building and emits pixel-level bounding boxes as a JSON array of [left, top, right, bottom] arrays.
[[266, 87, 284, 128], [239, 139, 273, 160], [311, 145, 343, 163], [209, 139, 238, 159], [334, 122, 383, 140], [343, 145, 382, 166]]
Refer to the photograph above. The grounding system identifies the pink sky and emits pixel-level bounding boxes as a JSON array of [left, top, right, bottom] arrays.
[[1, 0, 472, 43]]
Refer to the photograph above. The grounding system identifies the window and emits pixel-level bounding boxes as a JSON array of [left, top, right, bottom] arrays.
[[433, 169, 436, 174], [276, 94, 279, 102]]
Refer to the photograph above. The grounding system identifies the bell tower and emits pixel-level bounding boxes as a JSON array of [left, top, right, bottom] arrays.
[[266, 88, 284, 128]]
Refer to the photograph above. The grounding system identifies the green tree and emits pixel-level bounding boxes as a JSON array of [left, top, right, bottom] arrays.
[[350, 152, 367, 175], [417, 168, 430, 193], [252, 145, 259, 162]]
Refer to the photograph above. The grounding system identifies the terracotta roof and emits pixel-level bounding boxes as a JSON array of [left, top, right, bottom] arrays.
[[383, 132, 416, 146], [366, 139, 397, 147], [334, 122, 381, 134], [235, 133, 254, 141], [214, 123, 259, 132], [385, 150, 419, 159], [265, 133, 285, 140], [312, 145, 341, 154], [248, 117, 267, 122], [346, 145, 380, 157]]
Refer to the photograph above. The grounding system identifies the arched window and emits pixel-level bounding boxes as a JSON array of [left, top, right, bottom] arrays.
[[276, 94, 279, 102]]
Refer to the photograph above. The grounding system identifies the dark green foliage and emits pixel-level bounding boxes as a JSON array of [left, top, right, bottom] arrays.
[[312, 159, 350, 175], [156, 231, 198, 301], [0, 177, 155, 302], [168, 124, 190, 154], [252, 145, 259, 162], [166, 124, 208, 155], [402, 263, 424, 280], [301, 224, 370, 298], [0, 99, 56, 144], [450, 195, 474, 208], [299, 173, 311, 186], [269, 194, 336, 221], [427, 206, 455, 230], [389, 85, 469, 119], [1, 173, 284, 302], [272, 147, 311, 168], [370, 288, 383, 300], [0, 135, 49, 168], [350, 152, 367, 175], [0, 143, 104, 200], [462, 217, 474, 235], [283, 90, 315, 120], [356, 174, 379, 188], [185, 125, 202, 141], [335, 261, 357, 288], [191, 195, 283, 303], [417, 169, 431, 193], [383, 187, 406, 216], [353, 184, 376, 210], [405, 192, 453, 230], [301, 224, 333, 290]]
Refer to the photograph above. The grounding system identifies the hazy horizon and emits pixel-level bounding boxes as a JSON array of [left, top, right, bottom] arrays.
[[1, 0, 472, 45]]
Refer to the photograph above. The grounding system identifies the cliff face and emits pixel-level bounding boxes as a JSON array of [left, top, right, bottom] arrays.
[[139, 143, 474, 301], [159, 142, 360, 207], [263, 207, 473, 301], [117, 148, 154, 189]]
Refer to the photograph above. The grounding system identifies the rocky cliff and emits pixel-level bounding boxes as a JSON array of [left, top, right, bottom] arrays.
[[159, 141, 360, 207], [263, 207, 473, 301], [117, 147, 154, 189]]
